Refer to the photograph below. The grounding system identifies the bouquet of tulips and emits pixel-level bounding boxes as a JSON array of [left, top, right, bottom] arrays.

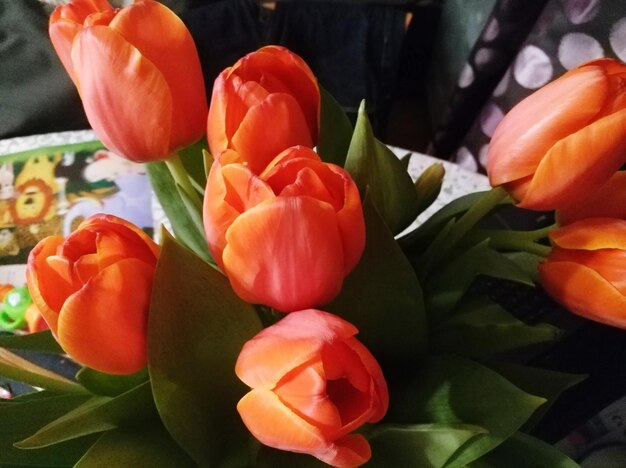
[[1, 1, 625, 467]]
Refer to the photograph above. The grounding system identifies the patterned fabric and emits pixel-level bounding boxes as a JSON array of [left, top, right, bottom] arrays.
[[431, 0, 626, 173]]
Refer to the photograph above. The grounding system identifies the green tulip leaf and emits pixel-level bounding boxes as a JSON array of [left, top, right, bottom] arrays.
[[16, 381, 155, 449], [432, 319, 559, 360], [148, 230, 263, 466], [424, 241, 535, 321], [318, 85, 354, 167], [389, 355, 546, 468], [74, 424, 195, 468], [366, 423, 487, 468], [431, 297, 561, 359], [76, 367, 149, 397], [0, 348, 86, 395], [345, 101, 420, 234], [146, 161, 213, 264], [178, 138, 209, 190], [414, 162, 446, 216], [468, 432, 580, 468], [0, 393, 95, 466], [488, 362, 586, 432], [0, 331, 64, 354], [326, 194, 428, 363]]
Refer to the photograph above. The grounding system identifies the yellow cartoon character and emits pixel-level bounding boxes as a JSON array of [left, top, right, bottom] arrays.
[[14, 153, 62, 193]]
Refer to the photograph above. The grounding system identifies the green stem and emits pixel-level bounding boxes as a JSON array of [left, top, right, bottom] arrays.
[[481, 231, 552, 256], [165, 152, 202, 210], [439, 186, 510, 258], [464, 223, 556, 257]]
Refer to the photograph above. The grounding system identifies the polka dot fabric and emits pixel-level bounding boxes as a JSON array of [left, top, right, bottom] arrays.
[[432, 0, 626, 173]]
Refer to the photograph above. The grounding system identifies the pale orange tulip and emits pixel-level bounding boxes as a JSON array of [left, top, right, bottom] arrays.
[[236, 309, 388, 467]]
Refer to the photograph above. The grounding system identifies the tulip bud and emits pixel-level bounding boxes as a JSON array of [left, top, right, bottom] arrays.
[[539, 218, 626, 328], [49, 0, 208, 162], [487, 59, 626, 211], [207, 46, 320, 174]]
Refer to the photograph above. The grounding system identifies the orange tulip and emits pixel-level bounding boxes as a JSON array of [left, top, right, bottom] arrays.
[[49, 0, 207, 162], [539, 218, 626, 328], [24, 304, 50, 334], [207, 46, 320, 174], [204, 146, 365, 312], [27, 214, 159, 374], [487, 59, 626, 211], [236, 309, 388, 467], [556, 171, 626, 225]]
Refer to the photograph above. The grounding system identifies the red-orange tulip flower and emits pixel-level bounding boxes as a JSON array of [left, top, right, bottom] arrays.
[[487, 59, 626, 211], [27, 214, 159, 374], [539, 218, 626, 328], [49, 0, 207, 162], [204, 146, 365, 312], [557, 171, 626, 225], [207, 45, 320, 174], [236, 309, 388, 467]]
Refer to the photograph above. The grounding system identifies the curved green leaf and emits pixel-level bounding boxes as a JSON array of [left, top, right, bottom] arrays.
[[469, 432, 580, 468], [0, 331, 64, 354], [327, 195, 428, 363], [367, 423, 487, 468], [76, 367, 149, 397], [148, 231, 263, 466], [318, 85, 353, 166], [345, 101, 420, 234], [75, 425, 195, 468], [0, 393, 94, 466], [16, 381, 155, 449]]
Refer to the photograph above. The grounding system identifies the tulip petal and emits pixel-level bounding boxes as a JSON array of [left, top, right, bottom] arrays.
[[343, 338, 389, 423], [78, 214, 160, 259], [27, 236, 74, 333], [240, 46, 320, 138], [275, 361, 343, 430], [488, 66, 607, 187], [237, 389, 327, 452], [109, 1, 207, 151], [236, 310, 358, 389], [232, 93, 313, 173], [222, 197, 344, 311], [556, 172, 626, 225], [71, 26, 172, 161], [548, 248, 626, 295], [57, 258, 153, 374], [521, 108, 626, 210], [539, 261, 626, 329], [551, 218, 626, 250], [314, 434, 372, 468], [49, 19, 83, 83], [203, 158, 274, 266]]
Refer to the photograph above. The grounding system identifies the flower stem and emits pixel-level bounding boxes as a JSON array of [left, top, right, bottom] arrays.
[[418, 187, 510, 278], [464, 223, 556, 257], [165, 152, 202, 210]]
